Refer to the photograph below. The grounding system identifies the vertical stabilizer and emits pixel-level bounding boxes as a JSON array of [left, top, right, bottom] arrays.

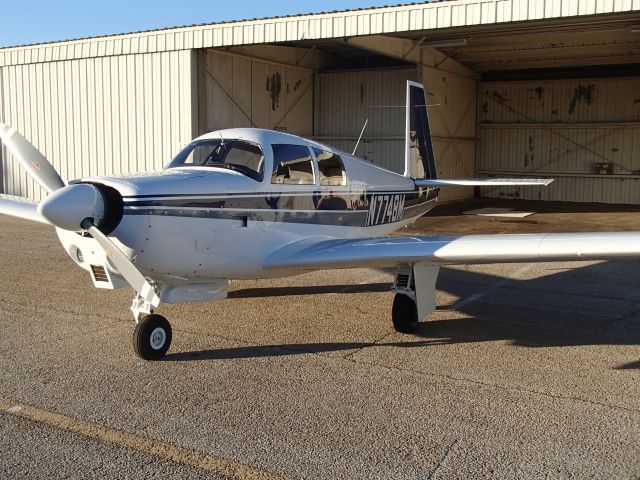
[[404, 81, 437, 179]]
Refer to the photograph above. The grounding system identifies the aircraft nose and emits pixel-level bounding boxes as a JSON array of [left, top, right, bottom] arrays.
[[37, 183, 105, 231]]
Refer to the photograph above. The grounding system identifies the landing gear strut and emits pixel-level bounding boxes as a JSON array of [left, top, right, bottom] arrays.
[[132, 314, 172, 360]]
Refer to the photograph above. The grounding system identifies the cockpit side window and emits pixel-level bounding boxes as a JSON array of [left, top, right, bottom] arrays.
[[178, 140, 220, 165], [166, 139, 264, 181], [312, 147, 347, 186], [223, 142, 264, 177], [271, 144, 316, 185]]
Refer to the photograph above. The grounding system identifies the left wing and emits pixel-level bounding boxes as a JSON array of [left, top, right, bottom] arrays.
[[0, 194, 48, 225], [264, 232, 640, 272]]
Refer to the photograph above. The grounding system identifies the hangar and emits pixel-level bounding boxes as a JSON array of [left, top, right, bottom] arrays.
[[0, 0, 638, 204]]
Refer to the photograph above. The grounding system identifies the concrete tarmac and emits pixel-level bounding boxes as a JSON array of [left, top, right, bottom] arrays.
[[1, 200, 639, 479]]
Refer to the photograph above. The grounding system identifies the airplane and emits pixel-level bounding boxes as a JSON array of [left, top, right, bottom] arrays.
[[2, 81, 640, 360]]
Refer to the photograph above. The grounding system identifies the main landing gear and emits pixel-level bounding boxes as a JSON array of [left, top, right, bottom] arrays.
[[391, 265, 419, 333], [391, 264, 440, 334], [392, 293, 419, 333]]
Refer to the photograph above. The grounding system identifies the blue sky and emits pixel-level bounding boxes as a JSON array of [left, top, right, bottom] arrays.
[[0, 0, 405, 48]]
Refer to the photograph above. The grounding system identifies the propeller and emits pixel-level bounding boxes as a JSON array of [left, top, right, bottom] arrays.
[[0, 123, 65, 193], [0, 123, 159, 307]]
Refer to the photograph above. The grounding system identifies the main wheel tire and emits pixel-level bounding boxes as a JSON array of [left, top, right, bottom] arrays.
[[133, 314, 172, 360], [392, 293, 419, 333]]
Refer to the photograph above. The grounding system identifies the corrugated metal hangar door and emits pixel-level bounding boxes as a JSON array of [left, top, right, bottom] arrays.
[[314, 68, 416, 174], [478, 76, 640, 204], [198, 50, 313, 136], [315, 67, 477, 203]]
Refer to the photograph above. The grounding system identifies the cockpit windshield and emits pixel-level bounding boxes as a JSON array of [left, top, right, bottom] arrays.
[[166, 139, 264, 181]]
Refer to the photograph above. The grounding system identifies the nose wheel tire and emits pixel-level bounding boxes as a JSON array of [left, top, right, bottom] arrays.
[[392, 293, 419, 333], [133, 314, 172, 360]]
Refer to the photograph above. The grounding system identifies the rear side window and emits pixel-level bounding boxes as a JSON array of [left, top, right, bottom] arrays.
[[313, 148, 346, 186], [271, 144, 315, 185]]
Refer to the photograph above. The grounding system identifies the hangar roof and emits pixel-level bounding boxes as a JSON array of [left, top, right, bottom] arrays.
[[0, 0, 638, 70]]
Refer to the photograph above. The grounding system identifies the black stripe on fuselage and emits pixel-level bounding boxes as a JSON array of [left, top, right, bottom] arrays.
[[122, 187, 439, 227], [123, 189, 422, 199]]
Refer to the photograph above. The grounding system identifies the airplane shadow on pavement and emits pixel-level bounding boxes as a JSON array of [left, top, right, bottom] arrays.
[[165, 261, 640, 369]]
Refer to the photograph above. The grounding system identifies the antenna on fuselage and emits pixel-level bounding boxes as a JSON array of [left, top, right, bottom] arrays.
[[352, 118, 368, 155]]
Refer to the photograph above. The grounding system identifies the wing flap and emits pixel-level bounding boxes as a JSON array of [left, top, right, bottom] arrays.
[[0, 194, 48, 224], [264, 232, 640, 272], [415, 178, 553, 187]]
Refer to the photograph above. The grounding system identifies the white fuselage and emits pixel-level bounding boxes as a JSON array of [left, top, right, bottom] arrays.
[[55, 128, 438, 289]]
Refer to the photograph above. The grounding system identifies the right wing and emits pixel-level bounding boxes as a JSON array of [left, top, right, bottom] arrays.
[[0, 194, 49, 225], [264, 232, 640, 272]]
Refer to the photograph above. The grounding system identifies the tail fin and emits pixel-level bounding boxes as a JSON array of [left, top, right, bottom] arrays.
[[403, 82, 555, 189], [404, 81, 437, 179]]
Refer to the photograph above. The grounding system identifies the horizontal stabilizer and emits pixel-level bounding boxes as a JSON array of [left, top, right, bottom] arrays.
[[415, 178, 553, 187], [0, 194, 48, 225]]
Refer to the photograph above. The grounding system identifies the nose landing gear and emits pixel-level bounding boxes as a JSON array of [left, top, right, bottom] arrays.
[[130, 292, 172, 360], [132, 313, 172, 360]]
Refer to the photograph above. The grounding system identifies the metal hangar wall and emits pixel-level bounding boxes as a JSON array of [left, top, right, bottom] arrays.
[[0, 50, 196, 201]]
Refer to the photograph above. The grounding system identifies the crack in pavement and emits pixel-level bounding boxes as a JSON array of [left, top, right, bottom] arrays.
[[426, 439, 459, 480], [341, 331, 394, 360], [344, 353, 640, 416], [0, 297, 129, 324]]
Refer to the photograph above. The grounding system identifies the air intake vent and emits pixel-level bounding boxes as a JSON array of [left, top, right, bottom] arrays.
[[395, 273, 411, 289], [91, 265, 109, 283]]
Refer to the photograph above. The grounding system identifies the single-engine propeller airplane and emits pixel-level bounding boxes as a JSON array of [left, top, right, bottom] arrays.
[[2, 81, 640, 360]]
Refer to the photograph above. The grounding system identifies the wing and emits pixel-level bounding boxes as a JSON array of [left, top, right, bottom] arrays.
[[415, 178, 553, 187], [264, 232, 640, 272], [0, 194, 49, 225]]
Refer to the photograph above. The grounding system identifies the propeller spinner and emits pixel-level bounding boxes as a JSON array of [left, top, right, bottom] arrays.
[[37, 183, 105, 231]]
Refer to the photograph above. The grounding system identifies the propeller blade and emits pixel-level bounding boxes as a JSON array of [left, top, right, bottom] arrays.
[[82, 219, 160, 307], [0, 123, 65, 193]]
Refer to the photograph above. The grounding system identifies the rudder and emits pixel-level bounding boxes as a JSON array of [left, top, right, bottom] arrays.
[[404, 81, 437, 179]]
